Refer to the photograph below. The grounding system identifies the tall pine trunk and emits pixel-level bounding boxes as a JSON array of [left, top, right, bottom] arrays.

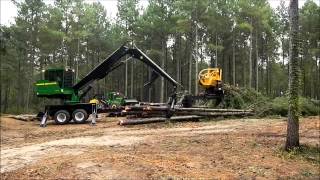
[[176, 34, 181, 91], [125, 56, 128, 97], [286, 0, 300, 150], [255, 29, 259, 91], [232, 32, 236, 86], [248, 19, 253, 88], [188, 37, 193, 93], [194, 22, 199, 95], [160, 39, 165, 103], [215, 33, 218, 67], [130, 60, 134, 98]]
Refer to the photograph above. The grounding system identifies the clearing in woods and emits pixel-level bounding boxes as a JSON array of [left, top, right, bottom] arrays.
[[0, 115, 319, 179]]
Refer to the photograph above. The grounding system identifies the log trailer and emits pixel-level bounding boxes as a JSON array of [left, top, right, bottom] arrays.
[[36, 45, 179, 127]]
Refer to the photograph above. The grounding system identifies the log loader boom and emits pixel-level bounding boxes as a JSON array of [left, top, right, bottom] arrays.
[[36, 45, 179, 126]]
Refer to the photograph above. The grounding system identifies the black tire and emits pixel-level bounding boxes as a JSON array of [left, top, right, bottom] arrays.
[[54, 110, 71, 125], [72, 109, 89, 124]]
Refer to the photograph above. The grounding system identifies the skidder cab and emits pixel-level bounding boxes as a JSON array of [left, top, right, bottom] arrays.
[[35, 68, 79, 103]]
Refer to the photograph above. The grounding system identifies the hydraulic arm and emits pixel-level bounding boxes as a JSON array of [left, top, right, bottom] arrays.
[[73, 45, 179, 92]]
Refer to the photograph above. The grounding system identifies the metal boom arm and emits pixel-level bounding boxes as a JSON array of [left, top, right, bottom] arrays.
[[73, 45, 179, 92]]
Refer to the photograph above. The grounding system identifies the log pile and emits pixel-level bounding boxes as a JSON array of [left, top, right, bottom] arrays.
[[119, 115, 202, 126], [119, 105, 254, 126], [122, 106, 254, 117]]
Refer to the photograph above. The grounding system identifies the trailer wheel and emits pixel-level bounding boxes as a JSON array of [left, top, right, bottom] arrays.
[[72, 109, 88, 124], [54, 110, 71, 125]]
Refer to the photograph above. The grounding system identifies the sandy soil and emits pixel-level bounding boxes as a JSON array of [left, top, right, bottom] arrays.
[[1, 115, 319, 179]]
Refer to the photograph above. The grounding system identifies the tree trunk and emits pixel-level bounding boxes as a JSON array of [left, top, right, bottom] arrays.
[[282, 35, 285, 66], [188, 38, 192, 94], [3, 79, 9, 113], [148, 68, 152, 102], [317, 57, 320, 99], [232, 32, 236, 86], [286, 0, 300, 150], [255, 29, 259, 91], [215, 33, 218, 67], [248, 19, 253, 88], [160, 39, 165, 103], [176, 34, 181, 91], [17, 51, 22, 112], [130, 59, 134, 98], [125, 56, 128, 96], [195, 21, 199, 95], [266, 56, 269, 95], [243, 40, 246, 87]]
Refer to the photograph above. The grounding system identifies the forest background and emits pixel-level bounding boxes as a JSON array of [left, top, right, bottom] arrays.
[[0, 0, 319, 114]]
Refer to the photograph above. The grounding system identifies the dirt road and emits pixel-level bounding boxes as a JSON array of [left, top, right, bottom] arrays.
[[1, 115, 319, 179]]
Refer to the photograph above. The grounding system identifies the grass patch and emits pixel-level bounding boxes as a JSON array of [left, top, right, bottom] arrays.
[[277, 145, 320, 164]]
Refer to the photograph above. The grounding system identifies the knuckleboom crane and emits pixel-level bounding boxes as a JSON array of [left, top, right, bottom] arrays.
[[36, 45, 179, 127]]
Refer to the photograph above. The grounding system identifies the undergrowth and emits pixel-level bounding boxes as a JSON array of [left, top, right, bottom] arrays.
[[277, 145, 320, 165], [223, 84, 319, 117]]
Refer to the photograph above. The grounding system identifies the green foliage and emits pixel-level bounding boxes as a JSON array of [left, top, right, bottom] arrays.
[[223, 84, 267, 109], [237, 22, 253, 32], [259, 96, 319, 117], [277, 145, 320, 165], [222, 84, 319, 117]]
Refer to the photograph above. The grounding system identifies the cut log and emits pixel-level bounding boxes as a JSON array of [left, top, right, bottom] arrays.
[[119, 115, 202, 126], [176, 111, 254, 116], [139, 102, 168, 106], [175, 107, 253, 113], [125, 105, 169, 111], [119, 117, 166, 125], [123, 105, 254, 119], [8, 114, 37, 121], [125, 105, 253, 113]]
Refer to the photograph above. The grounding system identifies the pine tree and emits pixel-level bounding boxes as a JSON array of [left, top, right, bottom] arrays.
[[286, 0, 300, 150]]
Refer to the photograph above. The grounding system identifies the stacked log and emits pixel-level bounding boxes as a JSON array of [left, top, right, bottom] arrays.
[[119, 105, 254, 125], [118, 115, 202, 126], [122, 105, 254, 117], [176, 108, 253, 116]]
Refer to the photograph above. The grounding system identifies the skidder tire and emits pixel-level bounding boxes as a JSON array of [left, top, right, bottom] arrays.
[[54, 110, 71, 125], [72, 109, 88, 124]]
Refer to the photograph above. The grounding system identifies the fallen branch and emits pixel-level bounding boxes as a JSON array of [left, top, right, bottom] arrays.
[[8, 114, 37, 121]]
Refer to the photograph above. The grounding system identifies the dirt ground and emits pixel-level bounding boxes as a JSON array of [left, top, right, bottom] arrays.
[[0, 115, 319, 179]]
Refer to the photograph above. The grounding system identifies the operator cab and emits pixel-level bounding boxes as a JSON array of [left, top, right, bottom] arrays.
[[36, 68, 75, 98], [44, 68, 74, 88]]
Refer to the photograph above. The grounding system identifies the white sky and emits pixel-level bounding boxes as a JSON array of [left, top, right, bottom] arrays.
[[0, 0, 319, 26], [0, 0, 149, 25]]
